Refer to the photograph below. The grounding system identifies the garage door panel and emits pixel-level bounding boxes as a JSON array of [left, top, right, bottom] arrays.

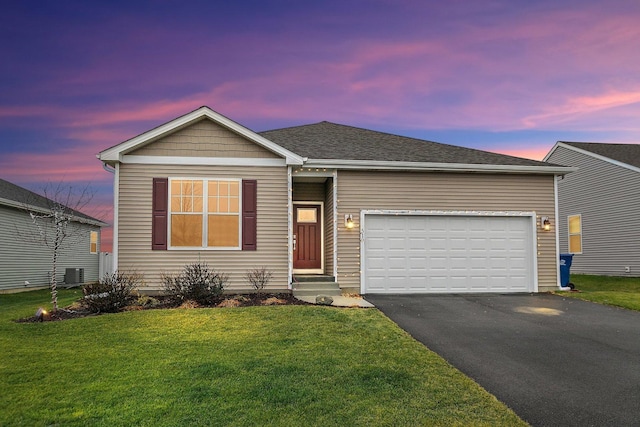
[[364, 214, 534, 294]]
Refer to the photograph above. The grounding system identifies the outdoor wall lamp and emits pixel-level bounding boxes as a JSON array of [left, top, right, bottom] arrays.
[[541, 216, 551, 231], [345, 214, 354, 229]]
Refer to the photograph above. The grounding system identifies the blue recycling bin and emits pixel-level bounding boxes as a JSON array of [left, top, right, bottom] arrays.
[[560, 253, 574, 288]]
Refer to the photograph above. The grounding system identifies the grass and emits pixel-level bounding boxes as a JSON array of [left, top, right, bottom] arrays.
[[0, 289, 526, 426], [558, 274, 640, 311]]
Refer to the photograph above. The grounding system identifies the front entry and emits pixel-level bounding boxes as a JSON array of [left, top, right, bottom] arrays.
[[293, 203, 323, 272]]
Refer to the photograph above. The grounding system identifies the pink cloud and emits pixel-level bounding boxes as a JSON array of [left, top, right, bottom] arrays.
[[490, 146, 552, 162], [521, 91, 640, 129], [2, 160, 108, 184]]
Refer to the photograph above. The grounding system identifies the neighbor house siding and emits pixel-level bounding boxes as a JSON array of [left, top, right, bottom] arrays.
[[336, 171, 558, 292], [548, 146, 640, 276], [130, 119, 281, 159], [0, 204, 100, 292], [117, 164, 288, 292]]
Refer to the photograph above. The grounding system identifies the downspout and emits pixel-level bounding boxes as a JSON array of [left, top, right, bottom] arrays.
[[287, 166, 293, 289], [102, 161, 118, 272], [102, 162, 115, 174], [554, 175, 561, 288]]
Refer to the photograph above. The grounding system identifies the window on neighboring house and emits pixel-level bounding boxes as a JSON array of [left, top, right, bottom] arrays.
[[568, 214, 582, 253], [90, 231, 98, 254], [169, 178, 241, 249]]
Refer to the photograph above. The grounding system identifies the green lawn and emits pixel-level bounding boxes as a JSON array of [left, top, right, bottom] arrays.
[[0, 289, 526, 426], [558, 274, 640, 311]]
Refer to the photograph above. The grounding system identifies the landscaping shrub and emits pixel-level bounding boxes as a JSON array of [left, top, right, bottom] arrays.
[[245, 266, 273, 294], [162, 262, 228, 305], [82, 271, 143, 313]]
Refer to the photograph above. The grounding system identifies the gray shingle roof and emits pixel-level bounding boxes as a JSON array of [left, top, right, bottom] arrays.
[[560, 141, 640, 169], [260, 121, 552, 167], [0, 178, 103, 224]]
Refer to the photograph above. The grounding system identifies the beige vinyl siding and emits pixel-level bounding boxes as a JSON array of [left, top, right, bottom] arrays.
[[130, 119, 281, 159], [292, 182, 325, 202], [336, 171, 558, 292], [117, 164, 288, 292], [0, 204, 101, 292], [549, 146, 640, 276], [324, 179, 334, 276]]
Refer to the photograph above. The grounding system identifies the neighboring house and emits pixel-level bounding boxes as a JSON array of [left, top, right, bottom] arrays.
[[544, 141, 640, 276], [0, 178, 107, 292], [99, 106, 572, 295]]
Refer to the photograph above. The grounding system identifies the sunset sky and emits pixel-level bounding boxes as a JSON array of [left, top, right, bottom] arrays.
[[2, 0, 640, 251]]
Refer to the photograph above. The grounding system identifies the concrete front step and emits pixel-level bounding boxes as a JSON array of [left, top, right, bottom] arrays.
[[293, 275, 336, 283], [292, 281, 342, 297]]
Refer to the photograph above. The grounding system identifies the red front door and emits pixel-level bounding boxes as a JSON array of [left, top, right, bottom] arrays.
[[293, 204, 322, 270]]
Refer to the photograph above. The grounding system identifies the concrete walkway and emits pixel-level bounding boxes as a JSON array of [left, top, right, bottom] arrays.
[[295, 295, 374, 307], [366, 293, 640, 427]]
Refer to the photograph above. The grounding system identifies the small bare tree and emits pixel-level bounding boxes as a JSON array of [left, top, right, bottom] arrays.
[[245, 267, 273, 295], [17, 182, 100, 310]]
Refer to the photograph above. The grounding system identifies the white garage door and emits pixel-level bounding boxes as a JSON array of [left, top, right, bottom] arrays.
[[363, 214, 535, 294]]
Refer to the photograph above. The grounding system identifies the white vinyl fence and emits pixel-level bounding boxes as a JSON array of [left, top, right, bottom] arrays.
[[99, 252, 114, 279]]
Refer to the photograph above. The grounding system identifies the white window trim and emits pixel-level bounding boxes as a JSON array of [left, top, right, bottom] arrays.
[[568, 214, 583, 254], [168, 177, 242, 250]]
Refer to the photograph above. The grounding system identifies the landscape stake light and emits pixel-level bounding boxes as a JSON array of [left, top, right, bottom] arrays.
[[35, 307, 48, 322]]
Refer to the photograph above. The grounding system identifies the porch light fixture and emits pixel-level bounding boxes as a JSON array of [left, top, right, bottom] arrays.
[[541, 216, 551, 231], [345, 214, 354, 229]]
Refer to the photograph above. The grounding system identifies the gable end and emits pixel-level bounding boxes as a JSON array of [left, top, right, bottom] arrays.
[[130, 119, 282, 159]]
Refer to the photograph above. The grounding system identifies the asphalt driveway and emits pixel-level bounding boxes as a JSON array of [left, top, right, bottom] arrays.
[[365, 294, 640, 427]]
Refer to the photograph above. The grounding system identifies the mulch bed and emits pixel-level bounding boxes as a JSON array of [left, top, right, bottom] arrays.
[[16, 293, 310, 323]]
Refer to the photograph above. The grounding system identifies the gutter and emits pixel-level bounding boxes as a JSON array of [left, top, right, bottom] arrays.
[[301, 159, 577, 175]]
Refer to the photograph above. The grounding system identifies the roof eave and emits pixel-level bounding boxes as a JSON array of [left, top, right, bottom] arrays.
[[0, 197, 108, 227], [545, 141, 640, 174], [302, 159, 576, 175]]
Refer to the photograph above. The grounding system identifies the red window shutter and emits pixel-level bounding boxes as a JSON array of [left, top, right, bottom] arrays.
[[242, 180, 257, 251], [152, 178, 168, 250]]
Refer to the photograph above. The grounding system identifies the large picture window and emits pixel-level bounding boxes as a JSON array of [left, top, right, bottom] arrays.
[[169, 178, 241, 249], [568, 214, 582, 254]]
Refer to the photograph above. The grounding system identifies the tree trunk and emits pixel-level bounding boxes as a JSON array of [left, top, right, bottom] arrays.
[[51, 219, 61, 310]]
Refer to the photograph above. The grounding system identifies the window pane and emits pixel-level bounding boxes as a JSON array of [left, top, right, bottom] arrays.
[[171, 180, 181, 196], [193, 196, 203, 212], [182, 197, 193, 212], [181, 181, 191, 195], [208, 215, 239, 247], [229, 181, 239, 196], [171, 196, 181, 212], [171, 214, 203, 247], [568, 216, 581, 234], [193, 180, 203, 196], [569, 234, 582, 253], [297, 208, 317, 223], [90, 231, 98, 253], [229, 197, 239, 213], [219, 197, 229, 213], [208, 181, 218, 196], [208, 196, 218, 213], [220, 182, 229, 196]]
